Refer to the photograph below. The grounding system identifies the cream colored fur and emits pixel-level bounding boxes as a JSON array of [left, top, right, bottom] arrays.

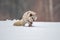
[[13, 11, 37, 26]]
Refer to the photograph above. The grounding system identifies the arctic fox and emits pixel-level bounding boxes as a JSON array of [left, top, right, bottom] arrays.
[[13, 11, 37, 26]]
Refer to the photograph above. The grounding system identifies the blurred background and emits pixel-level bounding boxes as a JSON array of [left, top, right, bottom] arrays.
[[0, 0, 60, 22]]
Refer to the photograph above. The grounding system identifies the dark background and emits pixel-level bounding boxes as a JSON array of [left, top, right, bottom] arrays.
[[0, 0, 60, 22]]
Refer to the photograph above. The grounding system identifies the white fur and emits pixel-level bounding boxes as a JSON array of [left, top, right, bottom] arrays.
[[13, 11, 37, 26]]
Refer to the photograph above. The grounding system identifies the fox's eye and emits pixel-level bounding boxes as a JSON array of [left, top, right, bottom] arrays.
[[30, 14, 32, 16]]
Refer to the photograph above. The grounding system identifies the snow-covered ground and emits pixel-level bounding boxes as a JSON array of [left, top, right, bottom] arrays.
[[0, 20, 60, 40]]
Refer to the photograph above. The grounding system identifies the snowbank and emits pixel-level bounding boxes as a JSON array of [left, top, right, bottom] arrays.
[[0, 20, 60, 40]]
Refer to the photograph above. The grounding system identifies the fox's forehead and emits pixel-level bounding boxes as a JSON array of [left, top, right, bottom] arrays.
[[27, 11, 36, 15]]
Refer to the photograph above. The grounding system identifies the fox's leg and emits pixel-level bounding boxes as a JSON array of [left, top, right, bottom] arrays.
[[28, 22, 33, 26]]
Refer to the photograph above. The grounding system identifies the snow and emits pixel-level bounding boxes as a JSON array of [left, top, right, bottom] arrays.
[[0, 20, 60, 40]]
